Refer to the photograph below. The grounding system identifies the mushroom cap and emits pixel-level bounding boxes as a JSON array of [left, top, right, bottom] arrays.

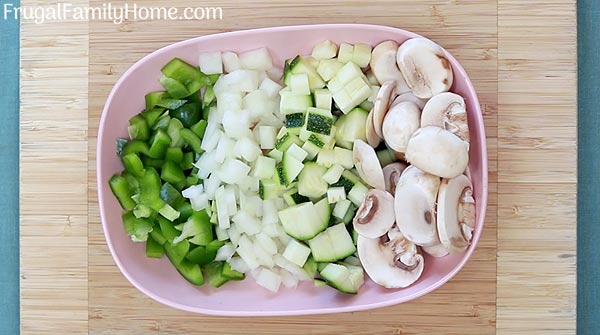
[[405, 126, 469, 179], [437, 174, 475, 254], [421, 243, 449, 258], [372, 80, 397, 138], [396, 38, 454, 99], [365, 110, 382, 147], [421, 92, 470, 144], [353, 139, 386, 190], [353, 189, 396, 238], [399, 166, 441, 206], [357, 234, 424, 288], [394, 182, 439, 246], [382, 101, 421, 154], [391, 92, 428, 110], [382, 162, 408, 194], [370, 40, 411, 95]]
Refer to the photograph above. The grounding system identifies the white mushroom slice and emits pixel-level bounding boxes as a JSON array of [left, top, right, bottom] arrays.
[[391, 92, 428, 110], [399, 166, 441, 206], [437, 174, 476, 254], [405, 126, 469, 179], [353, 139, 385, 190], [365, 110, 382, 147], [397, 38, 453, 99], [394, 183, 439, 246], [353, 189, 395, 238], [372, 80, 397, 138], [370, 41, 411, 95], [382, 162, 408, 194], [382, 101, 421, 155], [357, 234, 424, 288], [421, 92, 470, 144], [421, 243, 449, 258]]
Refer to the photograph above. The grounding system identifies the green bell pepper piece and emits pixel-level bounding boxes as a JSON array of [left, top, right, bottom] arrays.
[[204, 262, 229, 288], [148, 129, 171, 159], [109, 174, 136, 211], [155, 98, 187, 110], [185, 240, 223, 265], [122, 211, 154, 242], [186, 175, 199, 187], [116, 138, 128, 156], [174, 210, 212, 245], [179, 129, 203, 154], [166, 118, 185, 148], [170, 103, 201, 128], [175, 201, 194, 222], [202, 101, 216, 120], [191, 119, 208, 139], [221, 262, 245, 281], [165, 147, 183, 163], [157, 216, 179, 242], [121, 153, 144, 178], [133, 204, 152, 218], [151, 113, 171, 131], [175, 258, 204, 285], [121, 140, 150, 157], [145, 91, 168, 111], [138, 168, 165, 212], [161, 161, 185, 184], [146, 236, 164, 258], [161, 58, 200, 85], [122, 172, 141, 196], [207, 74, 220, 85], [149, 224, 167, 245], [160, 76, 190, 99], [181, 152, 195, 171], [164, 239, 190, 266], [141, 157, 164, 170], [159, 182, 184, 206], [202, 85, 215, 109], [127, 115, 150, 141], [141, 107, 166, 128]]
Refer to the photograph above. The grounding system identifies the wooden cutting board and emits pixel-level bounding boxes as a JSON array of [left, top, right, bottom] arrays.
[[20, 0, 576, 334]]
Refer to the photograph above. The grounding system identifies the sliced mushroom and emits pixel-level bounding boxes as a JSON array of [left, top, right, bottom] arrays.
[[372, 80, 397, 138], [405, 126, 469, 179], [357, 234, 424, 288], [353, 189, 395, 238], [353, 139, 385, 190], [365, 110, 382, 147], [397, 38, 453, 99], [382, 101, 421, 155], [370, 41, 411, 95], [382, 162, 408, 194], [399, 166, 441, 206], [437, 174, 476, 254], [421, 243, 449, 258], [421, 92, 470, 144], [391, 92, 428, 110]]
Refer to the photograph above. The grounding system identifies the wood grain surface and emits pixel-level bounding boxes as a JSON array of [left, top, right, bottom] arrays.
[[19, 0, 575, 334]]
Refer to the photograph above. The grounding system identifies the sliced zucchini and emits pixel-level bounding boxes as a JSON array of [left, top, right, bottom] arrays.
[[308, 223, 356, 262], [282, 187, 310, 206], [304, 107, 333, 135], [297, 162, 329, 198], [278, 199, 330, 240]]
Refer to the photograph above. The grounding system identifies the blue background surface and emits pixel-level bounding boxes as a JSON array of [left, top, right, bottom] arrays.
[[0, 0, 20, 333], [577, 1, 600, 334], [0, 2, 597, 333]]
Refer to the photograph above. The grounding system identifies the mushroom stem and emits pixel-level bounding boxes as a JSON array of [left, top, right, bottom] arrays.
[[355, 194, 378, 224]]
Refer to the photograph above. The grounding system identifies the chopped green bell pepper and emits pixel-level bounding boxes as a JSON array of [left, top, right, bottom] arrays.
[[128, 115, 150, 141], [170, 102, 201, 128], [173, 210, 212, 245], [175, 201, 193, 222], [161, 58, 201, 85], [121, 140, 150, 157], [221, 262, 245, 281], [116, 138, 128, 156], [109, 174, 136, 211], [181, 152, 195, 171], [138, 168, 165, 212], [160, 76, 190, 99], [122, 211, 154, 242], [175, 258, 204, 285], [204, 261, 229, 288], [165, 147, 183, 163], [179, 128, 203, 154], [141, 157, 164, 170], [121, 153, 144, 177], [157, 216, 179, 242], [161, 161, 185, 184], [191, 119, 208, 139], [148, 129, 171, 159], [141, 107, 166, 128], [155, 98, 187, 110], [151, 113, 171, 131], [146, 236, 164, 258], [164, 239, 190, 266], [160, 182, 184, 206], [166, 118, 185, 148], [149, 224, 167, 245], [145, 91, 168, 111]]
